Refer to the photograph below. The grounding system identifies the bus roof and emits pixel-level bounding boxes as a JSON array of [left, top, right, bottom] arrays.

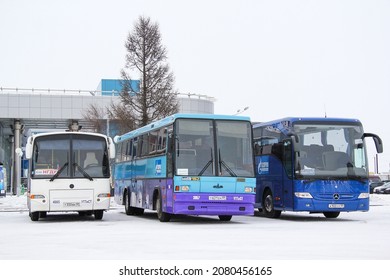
[[114, 113, 251, 143], [253, 117, 362, 129], [28, 131, 111, 142]]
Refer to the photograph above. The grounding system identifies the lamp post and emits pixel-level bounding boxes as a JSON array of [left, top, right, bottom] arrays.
[[233, 106, 249, 115]]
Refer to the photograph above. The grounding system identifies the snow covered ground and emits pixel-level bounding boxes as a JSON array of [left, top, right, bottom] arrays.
[[1, 194, 390, 260]]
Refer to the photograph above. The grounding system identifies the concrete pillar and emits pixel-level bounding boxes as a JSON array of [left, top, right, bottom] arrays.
[[13, 120, 22, 196]]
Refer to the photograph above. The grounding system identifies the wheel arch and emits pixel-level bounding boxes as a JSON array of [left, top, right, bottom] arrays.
[[152, 188, 160, 210]]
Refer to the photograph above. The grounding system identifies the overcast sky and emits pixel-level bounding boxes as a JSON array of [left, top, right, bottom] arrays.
[[0, 0, 389, 172]]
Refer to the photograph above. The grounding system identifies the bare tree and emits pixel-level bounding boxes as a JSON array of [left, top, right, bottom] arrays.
[[108, 101, 137, 135], [84, 16, 178, 133], [82, 103, 106, 134], [119, 16, 179, 127]]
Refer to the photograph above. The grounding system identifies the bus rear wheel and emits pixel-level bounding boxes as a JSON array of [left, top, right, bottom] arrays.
[[262, 190, 281, 218], [124, 192, 136, 215], [218, 215, 232, 221], [156, 192, 171, 222], [323, 212, 340, 218]]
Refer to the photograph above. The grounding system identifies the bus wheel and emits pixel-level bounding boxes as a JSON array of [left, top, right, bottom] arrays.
[[94, 210, 104, 220], [262, 190, 281, 218], [124, 192, 136, 215], [156, 192, 171, 222], [40, 212, 47, 218], [218, 215, 232, 221], [29, 212, 39, 221], [323, 212, 340, 218]]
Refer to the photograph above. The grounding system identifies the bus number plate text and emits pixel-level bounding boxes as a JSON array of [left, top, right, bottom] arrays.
[[209, 196, 227, 201], [64, 202, 81, 207], [328, 203, 345, 209]]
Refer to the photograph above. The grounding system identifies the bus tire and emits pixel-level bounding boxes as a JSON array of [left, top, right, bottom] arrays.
[[218, 215, 232, 221], [30, 212, 39, 221], [94, 210, 104, 220], [323, 212, 340, 218], [262, 190, 281, 218], [124, 191, 136, 215], [156, 192, 171, 222], [40, 212, 47, 218]]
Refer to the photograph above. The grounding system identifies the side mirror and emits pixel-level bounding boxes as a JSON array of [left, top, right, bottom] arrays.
[[362, 133, 383, 154], [168, 133, 174, 153], [108, 137, 116, 159], [25, 136, 33, 159]]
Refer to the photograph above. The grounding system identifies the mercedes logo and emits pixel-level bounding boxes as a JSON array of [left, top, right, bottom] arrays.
[[333, 193, 340, 200]]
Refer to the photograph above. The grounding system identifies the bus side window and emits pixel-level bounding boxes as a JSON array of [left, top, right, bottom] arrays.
[[283, 140, 293, 178], [133, 138, 138, 158], [271, 143, 283, 160], [254, 143, 261, 156], [116, 143, 122, 163]]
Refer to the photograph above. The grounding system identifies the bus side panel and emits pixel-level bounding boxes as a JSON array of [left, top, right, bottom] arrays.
[[255, 155, 285, 210], [113, 161, 127, 205], [0, 166, 5, 196]]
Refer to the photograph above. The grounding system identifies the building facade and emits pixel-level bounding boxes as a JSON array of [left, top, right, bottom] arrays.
[[0, 82, 214, 194]]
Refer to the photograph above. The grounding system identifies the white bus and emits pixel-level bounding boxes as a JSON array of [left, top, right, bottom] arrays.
[[25, 132, 115, 221]]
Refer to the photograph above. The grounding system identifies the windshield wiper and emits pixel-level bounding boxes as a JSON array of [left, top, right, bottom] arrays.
[[73, 163, 93, 181], [198, 148, 213, 176], [218, 149, 237, 177], [49, 162, 69, 182]]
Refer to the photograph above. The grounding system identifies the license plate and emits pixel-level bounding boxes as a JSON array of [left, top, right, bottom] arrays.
[[328, 204, 345, 209], [209, 196, 227, 201], [64, 202, 81, 207]]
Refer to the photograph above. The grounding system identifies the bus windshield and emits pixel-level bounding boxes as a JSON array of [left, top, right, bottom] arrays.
[[31, 134, 110, 179], [294, 123, 367, 179], [175, 119, 254, 177]]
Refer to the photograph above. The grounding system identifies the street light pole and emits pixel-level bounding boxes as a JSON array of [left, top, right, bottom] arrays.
[[233, 106, 249, 115]]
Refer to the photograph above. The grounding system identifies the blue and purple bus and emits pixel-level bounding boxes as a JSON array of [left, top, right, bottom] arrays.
[[113, 114, 256, 222], [253, 117, 383, 218], [0, 164, 6, 197]]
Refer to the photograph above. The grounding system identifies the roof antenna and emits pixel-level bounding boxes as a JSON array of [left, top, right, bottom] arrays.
[[324, 104, 327, 118]]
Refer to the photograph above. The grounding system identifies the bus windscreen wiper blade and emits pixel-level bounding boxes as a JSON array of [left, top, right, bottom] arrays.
[[219, 149, 237, 177], [198, 148, 213, 176], [49, 162, 69, 182], [73, 163, 94, 181]]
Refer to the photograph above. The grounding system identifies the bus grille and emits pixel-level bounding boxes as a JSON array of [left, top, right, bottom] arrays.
[[315, 193, 356, 200]]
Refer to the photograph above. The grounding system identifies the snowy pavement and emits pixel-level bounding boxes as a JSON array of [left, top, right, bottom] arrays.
[[1, 194, 390, 260]]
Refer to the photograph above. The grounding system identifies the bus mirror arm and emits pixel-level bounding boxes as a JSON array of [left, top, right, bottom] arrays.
[[362, 133, 383, 154], [287, 133, 300, 152]]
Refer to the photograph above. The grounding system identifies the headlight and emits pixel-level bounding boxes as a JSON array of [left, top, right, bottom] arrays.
[[358, 193, 369, 199], [30, 194, 45, 199], [244, 187, 254, 193], [294, 192, 313, 198], [98, 193, 111, 198]]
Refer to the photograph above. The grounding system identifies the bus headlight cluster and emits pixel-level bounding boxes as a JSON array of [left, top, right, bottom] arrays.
[[358, 193, 369, 199], [244, 187, 254, 193], [97, 193, 111, 198], [294, 192, 313, 199], [175, 185, 190, 192]]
